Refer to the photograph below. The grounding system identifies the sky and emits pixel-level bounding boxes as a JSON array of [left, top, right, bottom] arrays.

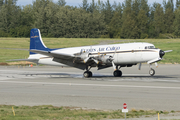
[[16, 0, 172, 7]]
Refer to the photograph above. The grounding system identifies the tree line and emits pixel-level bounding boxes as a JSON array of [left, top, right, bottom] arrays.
[[1, 0, 180, 38]]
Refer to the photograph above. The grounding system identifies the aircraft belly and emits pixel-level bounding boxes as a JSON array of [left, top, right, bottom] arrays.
[[38, 58, 67, 66]]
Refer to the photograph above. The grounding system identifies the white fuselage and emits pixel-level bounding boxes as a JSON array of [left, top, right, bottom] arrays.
[[28, 42, 160, 66]]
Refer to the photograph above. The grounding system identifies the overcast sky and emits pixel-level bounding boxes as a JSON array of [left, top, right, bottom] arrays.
[[16, 0, 172, 7]]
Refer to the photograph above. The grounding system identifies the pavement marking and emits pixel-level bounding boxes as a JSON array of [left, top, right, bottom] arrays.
[[0, 81, 180, 90]]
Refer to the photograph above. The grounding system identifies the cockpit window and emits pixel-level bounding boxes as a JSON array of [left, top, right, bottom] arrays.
[[145, 46, 155, 49]]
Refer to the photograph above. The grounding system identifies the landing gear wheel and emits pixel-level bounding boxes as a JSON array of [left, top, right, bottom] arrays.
[[149, 69, 155, 76], [83, 71, 93, 78], [113, 70, 122, 77]]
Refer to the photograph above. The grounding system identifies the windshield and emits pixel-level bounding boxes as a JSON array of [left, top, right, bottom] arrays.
[[145, 46, 155, 49]]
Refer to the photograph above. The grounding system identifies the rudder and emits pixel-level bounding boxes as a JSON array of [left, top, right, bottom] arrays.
[[30, 28, 48, 54]]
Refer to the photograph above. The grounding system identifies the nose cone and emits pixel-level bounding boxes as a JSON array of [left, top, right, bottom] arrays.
[[159, 50, 165, 58]]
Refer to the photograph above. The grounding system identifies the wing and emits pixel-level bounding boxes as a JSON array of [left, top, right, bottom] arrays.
[[30, 49, 87, 70], [30, 49, 114, 70]]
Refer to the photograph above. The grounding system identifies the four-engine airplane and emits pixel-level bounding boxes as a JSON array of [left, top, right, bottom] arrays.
[[15, 28, 172, 78]]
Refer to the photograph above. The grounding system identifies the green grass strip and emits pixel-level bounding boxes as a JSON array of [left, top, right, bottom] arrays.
[[0, 105, 177, 120]]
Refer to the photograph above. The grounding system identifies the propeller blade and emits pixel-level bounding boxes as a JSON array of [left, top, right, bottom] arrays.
[[139, 63, 142, 70], [92, 58, 99, 64], [164, 50, 173, 53], [112, 61, 116, 70], [83, 57, 89, 63]]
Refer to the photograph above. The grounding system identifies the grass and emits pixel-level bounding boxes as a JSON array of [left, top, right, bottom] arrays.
[[0, 105, 178, 120], [0, 38, 180, 64]]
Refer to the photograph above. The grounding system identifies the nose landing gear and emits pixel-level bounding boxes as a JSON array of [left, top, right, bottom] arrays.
[[149, 68, 155, 76], [149, 64, 155, 76]]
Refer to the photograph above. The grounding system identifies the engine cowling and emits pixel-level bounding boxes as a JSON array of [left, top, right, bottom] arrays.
[[98, 55, 113, 64], [79, 53, 90, 60]]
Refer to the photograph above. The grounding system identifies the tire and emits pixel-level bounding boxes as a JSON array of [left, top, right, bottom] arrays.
[[113, 70, 122, 77], [83, 71, 93, 78], [149, 69, 155, 76], [83, 71, 89, 78]]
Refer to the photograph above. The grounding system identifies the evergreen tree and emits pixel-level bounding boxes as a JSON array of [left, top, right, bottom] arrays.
[[81, 0, 89, 11], [176, 0, 180, 9], [121, 0, 139, 38], [0, 0, 21, 35], [103, 0, 113, 24], [173, 7, 180, 37], [153, 3, 165, 37], [88, 0, 95, 13], [58, 0, 66, 6], [0, 0, 4, 7], [164, 0, 174, 34], [108, 11, 122, 38], [32, 0, 54, 36], [140, 0, 149, 17], [137, 9, 148, 38]]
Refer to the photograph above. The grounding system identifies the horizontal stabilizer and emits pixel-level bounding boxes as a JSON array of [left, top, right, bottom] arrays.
[[7, 59, 39, 63], [30, 49, 74, 59]]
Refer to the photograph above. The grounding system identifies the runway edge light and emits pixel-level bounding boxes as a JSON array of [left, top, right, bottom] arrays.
[[122, 103, 128, 120]]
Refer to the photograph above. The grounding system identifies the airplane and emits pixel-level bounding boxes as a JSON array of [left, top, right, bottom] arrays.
[[13, 28, 172, 78]]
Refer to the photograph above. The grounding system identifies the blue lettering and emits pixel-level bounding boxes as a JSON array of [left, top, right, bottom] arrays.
[[106, 47, 111, 51], [99, 48, 105, 51]]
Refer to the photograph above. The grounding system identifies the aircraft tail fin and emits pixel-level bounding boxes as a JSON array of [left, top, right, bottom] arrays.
[[30, 28, 49, 54]]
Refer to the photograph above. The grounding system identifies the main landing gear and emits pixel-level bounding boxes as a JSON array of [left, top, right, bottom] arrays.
[[113, 65, 122, 77], [83, 66, 92, 78], [83, 71, 92, 78], [113, 70, 122, 77]]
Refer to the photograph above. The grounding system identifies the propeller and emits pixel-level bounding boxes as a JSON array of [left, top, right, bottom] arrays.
[[164, 50, 173, 53], [159, 50, 172, 59]]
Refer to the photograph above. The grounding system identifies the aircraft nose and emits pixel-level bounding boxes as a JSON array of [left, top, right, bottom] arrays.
[[159, 50, 165, 58]]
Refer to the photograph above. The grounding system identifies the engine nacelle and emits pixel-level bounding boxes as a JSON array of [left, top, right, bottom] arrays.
[[98, 55, 113, 64], [79, 53, 90, 60]]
